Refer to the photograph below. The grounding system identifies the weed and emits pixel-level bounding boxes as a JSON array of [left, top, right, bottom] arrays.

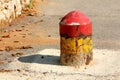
[[25, 0, 34, 8]]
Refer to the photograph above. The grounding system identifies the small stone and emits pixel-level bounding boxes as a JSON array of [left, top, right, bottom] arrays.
[[12, 52, 24, 57], [22, 36, 26, 38], [2, 34, 10, 38], [59, 17, 62, 20], [0, 61, 4, 65], [16, 29, 22, 32], [4, 30, 9, 33], [5, 46, 13, 51], [43, 72, 48, 75], [17, 69, 24, 73], [16, 45, 33, 49], [40, 19, 44, 22], [12, 29, 16, 32], [48, 35, 51, 37], [28, 33, 32, 35], [9, 24, 12, 26], [28, 13, 34, 16], [8, 60, 12, 63], [14, 41, 19, 43], [0, 39, 3, 41], [11, 54, 15, 57], [0, 69, 12, 72], [0, 49, 4, 51], [21, 25, 25, 28]]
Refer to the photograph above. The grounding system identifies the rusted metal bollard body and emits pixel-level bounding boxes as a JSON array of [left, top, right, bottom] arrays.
[[59, 11, 93, 66]]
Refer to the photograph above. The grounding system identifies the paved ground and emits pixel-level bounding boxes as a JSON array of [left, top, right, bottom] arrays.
[[38, 0, 120, 50], [0, 0, 120, 80]]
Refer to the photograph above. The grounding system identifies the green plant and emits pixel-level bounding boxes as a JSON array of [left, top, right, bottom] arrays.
[[0, 27, 3, 33], [25, 0, 34, 8]]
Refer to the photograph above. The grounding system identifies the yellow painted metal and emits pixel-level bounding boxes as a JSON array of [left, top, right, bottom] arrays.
[[61, 37, 93, 54]]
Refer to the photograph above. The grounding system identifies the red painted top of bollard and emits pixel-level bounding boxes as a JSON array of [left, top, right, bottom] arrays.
[[60, 11, 92, 37]]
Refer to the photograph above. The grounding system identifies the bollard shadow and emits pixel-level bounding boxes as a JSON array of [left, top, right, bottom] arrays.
[[18, 54, 60, 65]]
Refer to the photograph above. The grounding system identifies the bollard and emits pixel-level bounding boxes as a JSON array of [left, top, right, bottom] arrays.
[[59, 11, 93, 66]]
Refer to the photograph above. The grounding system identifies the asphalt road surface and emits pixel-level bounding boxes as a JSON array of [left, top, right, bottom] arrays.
[[38, 0, 120, 50]]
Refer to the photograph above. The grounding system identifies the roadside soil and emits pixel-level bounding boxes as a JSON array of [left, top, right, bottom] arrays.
[[0, 0, 59, 52]]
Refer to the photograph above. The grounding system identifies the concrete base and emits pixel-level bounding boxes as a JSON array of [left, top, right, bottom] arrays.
[[0, 49, 119, 80]]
